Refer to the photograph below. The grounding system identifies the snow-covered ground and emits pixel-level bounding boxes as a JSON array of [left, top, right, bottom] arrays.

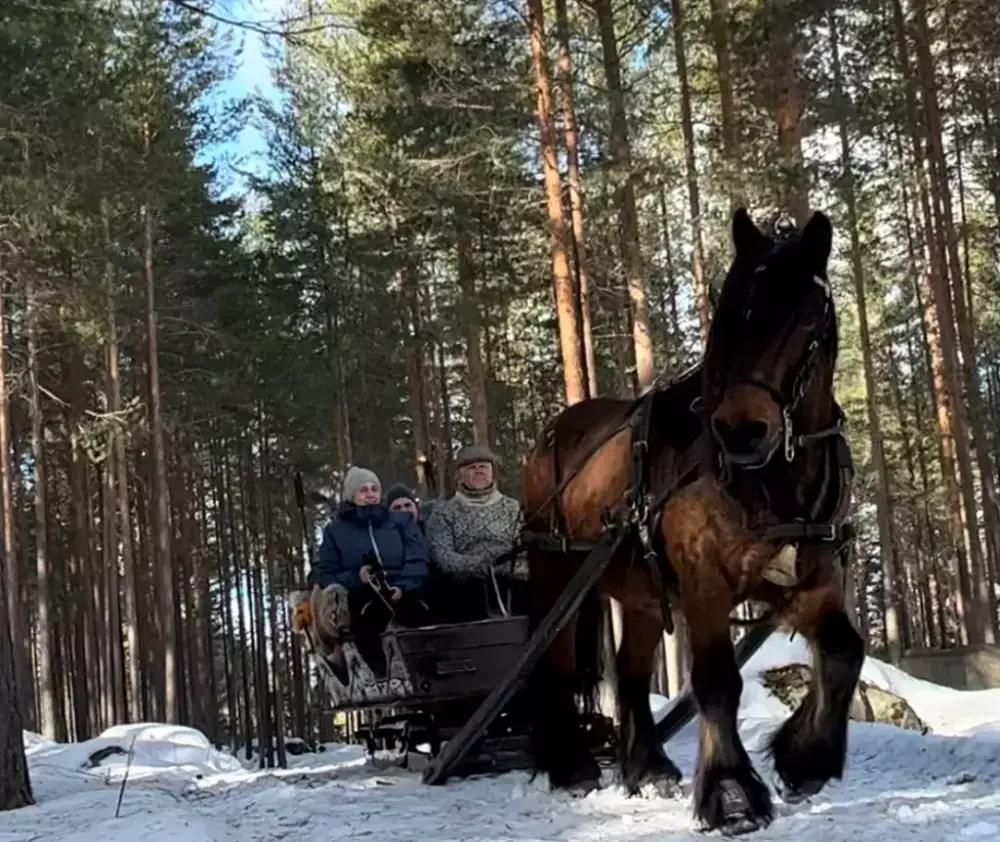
[[6, 634, 1000, 842]]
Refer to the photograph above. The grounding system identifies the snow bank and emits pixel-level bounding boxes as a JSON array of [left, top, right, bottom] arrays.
[[26, 723, 243, 780], [652, 631, 1000, 743], [22, 722, 245, 808], [739, 632, 1000, 736]]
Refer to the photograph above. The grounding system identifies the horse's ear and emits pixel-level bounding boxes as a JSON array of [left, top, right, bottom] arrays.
[[802, 211, 833, 270], [732, 208, 766, 258]]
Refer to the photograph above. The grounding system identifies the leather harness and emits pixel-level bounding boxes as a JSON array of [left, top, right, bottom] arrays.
[[517, 233, 856, 633]]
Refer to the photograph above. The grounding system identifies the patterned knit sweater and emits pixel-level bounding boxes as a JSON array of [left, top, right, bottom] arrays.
[[425, 488, 526, 579]]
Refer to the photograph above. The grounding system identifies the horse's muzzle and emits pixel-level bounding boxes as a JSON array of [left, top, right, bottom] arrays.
[[711, 417, 779, 468]]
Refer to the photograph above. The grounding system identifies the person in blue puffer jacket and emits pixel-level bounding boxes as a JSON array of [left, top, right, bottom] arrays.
[[313, 466, 431, 675]]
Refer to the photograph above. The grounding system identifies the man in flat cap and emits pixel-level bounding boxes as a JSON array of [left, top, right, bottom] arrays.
[[425, 444, 525, 621]]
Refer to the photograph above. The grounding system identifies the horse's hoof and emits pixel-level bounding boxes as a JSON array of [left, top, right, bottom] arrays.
[[719, 813, 770, 837], [550, 762, 602, 796], [650, 774, 683, 799], [619, 775, 679, 799], [700, 778, 771, 836], [772, 773, 825, 805], [566, 777, 601, 797]]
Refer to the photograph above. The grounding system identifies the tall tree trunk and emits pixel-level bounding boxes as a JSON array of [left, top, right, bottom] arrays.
[[527, 0, 587, 405], [913, 0, 999, 640], [224, 451, 253, 757], [0, 263, 29, 722], [64, 337, 91, 738], [0, 535, 32, 809], [244, 445, 271, 768], [829, 8, 903, 660], [657, 184, 679, 337], [554, 0, 597, 397], [402, 262, 433, 492], [888, 346, 939, 647], [27, 277, 64, 740], [593, 0, 655, 391], [102, 457, 124, 724], [106, 261, 140, 723], [259, 422, 287, 768], [195, 462, 220, 743], [671, 0, 709, 347], [143, 120, 177, 718], [210, 440, 240, 749], [435, 328, 455, 495], [289, 480, 309, 741], [896, 126, 966, 643], [457, 230, 491, 442], [766, 0, 809, 223], [708, 0, 743, 210], [891, 0, 989, 644]]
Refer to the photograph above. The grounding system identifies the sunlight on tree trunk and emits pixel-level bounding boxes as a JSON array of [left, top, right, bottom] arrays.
[[830, 8, 902, 661], [526, 0, 587, 406], [594, 0, 655, 392], [766, 0, 809, 223], [913, 0, 999, 640], [554, 0, 597, 398], [891, 0, 988, 645]]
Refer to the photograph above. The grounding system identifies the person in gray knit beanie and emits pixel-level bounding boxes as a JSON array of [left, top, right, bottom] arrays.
[[425, 443, 525, 621], [342, 466, 381, 505], [310, 465, 431, 676]]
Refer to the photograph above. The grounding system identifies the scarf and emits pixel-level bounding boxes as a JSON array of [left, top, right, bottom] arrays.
[[456, 483, 502, 506]]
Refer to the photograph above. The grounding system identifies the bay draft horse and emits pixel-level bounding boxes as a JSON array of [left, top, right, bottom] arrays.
[[521, 209, 864, 835]]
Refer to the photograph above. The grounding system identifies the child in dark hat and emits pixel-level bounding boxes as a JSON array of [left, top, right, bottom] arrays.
[[385, 482, 428, 534]]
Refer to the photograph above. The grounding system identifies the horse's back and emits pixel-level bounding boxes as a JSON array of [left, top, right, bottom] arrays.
[[523, 367, 704, 536]]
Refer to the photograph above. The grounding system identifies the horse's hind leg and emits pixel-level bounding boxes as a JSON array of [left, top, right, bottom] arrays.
[[526, 551, 601, 793], [769, 584, 864, 802], [683, 591, 772, 834], [616, 604, 681, 796]]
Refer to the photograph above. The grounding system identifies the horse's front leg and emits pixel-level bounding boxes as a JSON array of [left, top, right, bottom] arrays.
[[664, 491, 772, 835], [685, 592, 773, 834], [769, 582, 864, 802]]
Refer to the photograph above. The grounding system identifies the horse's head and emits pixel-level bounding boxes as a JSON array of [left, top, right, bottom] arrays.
[[704, 208, 837, 469]]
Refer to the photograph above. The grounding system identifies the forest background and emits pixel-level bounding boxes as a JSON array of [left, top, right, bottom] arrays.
[[1, 0, 999, 775]]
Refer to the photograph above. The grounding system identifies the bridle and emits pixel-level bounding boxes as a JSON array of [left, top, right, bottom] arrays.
[[708, 228, 843, 471]]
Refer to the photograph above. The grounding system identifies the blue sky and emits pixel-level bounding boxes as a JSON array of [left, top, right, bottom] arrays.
[[198, 0, 286, 198]]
